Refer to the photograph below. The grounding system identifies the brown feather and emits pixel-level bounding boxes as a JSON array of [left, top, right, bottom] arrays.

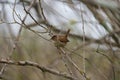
[[51, 29, 70, 43]]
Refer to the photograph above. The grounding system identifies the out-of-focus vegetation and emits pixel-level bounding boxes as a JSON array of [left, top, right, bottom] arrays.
[[0, 0, 120, 80]]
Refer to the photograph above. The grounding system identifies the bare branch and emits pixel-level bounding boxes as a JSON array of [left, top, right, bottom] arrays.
[[0, 60, 76, 80]]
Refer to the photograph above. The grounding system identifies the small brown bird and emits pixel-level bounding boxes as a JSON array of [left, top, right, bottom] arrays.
[[51, 29, 70, 47]]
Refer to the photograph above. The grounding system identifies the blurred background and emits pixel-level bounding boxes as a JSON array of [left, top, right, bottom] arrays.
[[0, 0, 120, 80]]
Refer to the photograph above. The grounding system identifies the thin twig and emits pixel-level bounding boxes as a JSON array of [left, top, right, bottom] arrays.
[[38, 0, 47, 21], [59, 47, 89, 80], [80, 3, 86, 80], [0, 60, 76, 80]]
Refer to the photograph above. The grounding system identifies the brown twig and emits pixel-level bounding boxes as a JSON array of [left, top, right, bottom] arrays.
[[58, 47, 89, 80], [0, 60, 76, 80]]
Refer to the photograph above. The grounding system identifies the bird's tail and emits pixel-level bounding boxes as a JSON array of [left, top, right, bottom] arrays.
[[65, 29, 70, 37]]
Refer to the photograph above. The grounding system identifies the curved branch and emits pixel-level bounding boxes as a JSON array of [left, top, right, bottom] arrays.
[[0, 60, 76, 80]]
